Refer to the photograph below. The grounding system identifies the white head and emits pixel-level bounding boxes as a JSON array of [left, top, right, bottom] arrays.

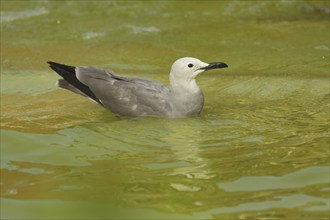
[[169, 57, 228, 88]]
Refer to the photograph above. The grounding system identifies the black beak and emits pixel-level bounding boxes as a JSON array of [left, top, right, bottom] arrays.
[[199, 62, 228, 71]]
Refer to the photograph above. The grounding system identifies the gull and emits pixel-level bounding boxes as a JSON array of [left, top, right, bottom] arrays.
[[47, 57, 228, 117]]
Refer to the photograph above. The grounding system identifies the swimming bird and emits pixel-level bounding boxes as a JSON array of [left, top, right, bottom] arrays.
[[48, 57, 228, 117]]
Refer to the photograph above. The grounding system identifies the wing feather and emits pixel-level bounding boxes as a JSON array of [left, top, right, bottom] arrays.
[[76, 66, 171, 116]]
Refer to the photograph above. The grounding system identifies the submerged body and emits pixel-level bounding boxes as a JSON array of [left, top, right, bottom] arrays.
[[48, 57, 227, 117]]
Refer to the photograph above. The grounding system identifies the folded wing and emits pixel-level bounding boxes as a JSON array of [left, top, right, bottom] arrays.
[[76, 66, 172, 116], [48, 61, 172, 116]]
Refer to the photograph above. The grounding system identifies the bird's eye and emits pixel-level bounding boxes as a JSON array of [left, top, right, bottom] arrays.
[[188, 63, 194, 68]]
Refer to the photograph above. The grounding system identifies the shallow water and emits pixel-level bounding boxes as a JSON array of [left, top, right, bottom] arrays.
[[1, 1, 329, 219]]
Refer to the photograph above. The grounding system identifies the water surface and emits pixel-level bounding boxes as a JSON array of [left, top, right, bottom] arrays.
[[1, 1, 329, 219]]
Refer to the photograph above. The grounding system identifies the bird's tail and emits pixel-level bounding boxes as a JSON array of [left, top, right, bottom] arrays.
[[47, 61, 102, 105]]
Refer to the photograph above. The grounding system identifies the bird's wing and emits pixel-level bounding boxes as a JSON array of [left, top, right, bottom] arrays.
[[48, 61, 103, 105], [76, 66, 172, 116]]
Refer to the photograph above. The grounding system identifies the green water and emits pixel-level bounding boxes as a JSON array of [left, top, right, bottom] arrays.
[[1, 1, 329, 219]]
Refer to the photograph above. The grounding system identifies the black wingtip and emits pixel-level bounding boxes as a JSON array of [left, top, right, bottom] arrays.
[[47, 61, 60, 69], [47, 61, 57, 66], [47, 61, 76, 73], [47, 60, 103, 106], [47, 61, 64, 67]]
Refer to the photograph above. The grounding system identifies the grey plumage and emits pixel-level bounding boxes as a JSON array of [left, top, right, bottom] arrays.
[[48, 57, 227, 117]]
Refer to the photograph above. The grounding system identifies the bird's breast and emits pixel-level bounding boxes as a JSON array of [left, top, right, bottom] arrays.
[[169, 89, 204, 116]]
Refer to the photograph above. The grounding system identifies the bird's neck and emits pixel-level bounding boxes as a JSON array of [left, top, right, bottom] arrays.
[[169, 74, 204, 116], [169, 74, 200, 93]]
